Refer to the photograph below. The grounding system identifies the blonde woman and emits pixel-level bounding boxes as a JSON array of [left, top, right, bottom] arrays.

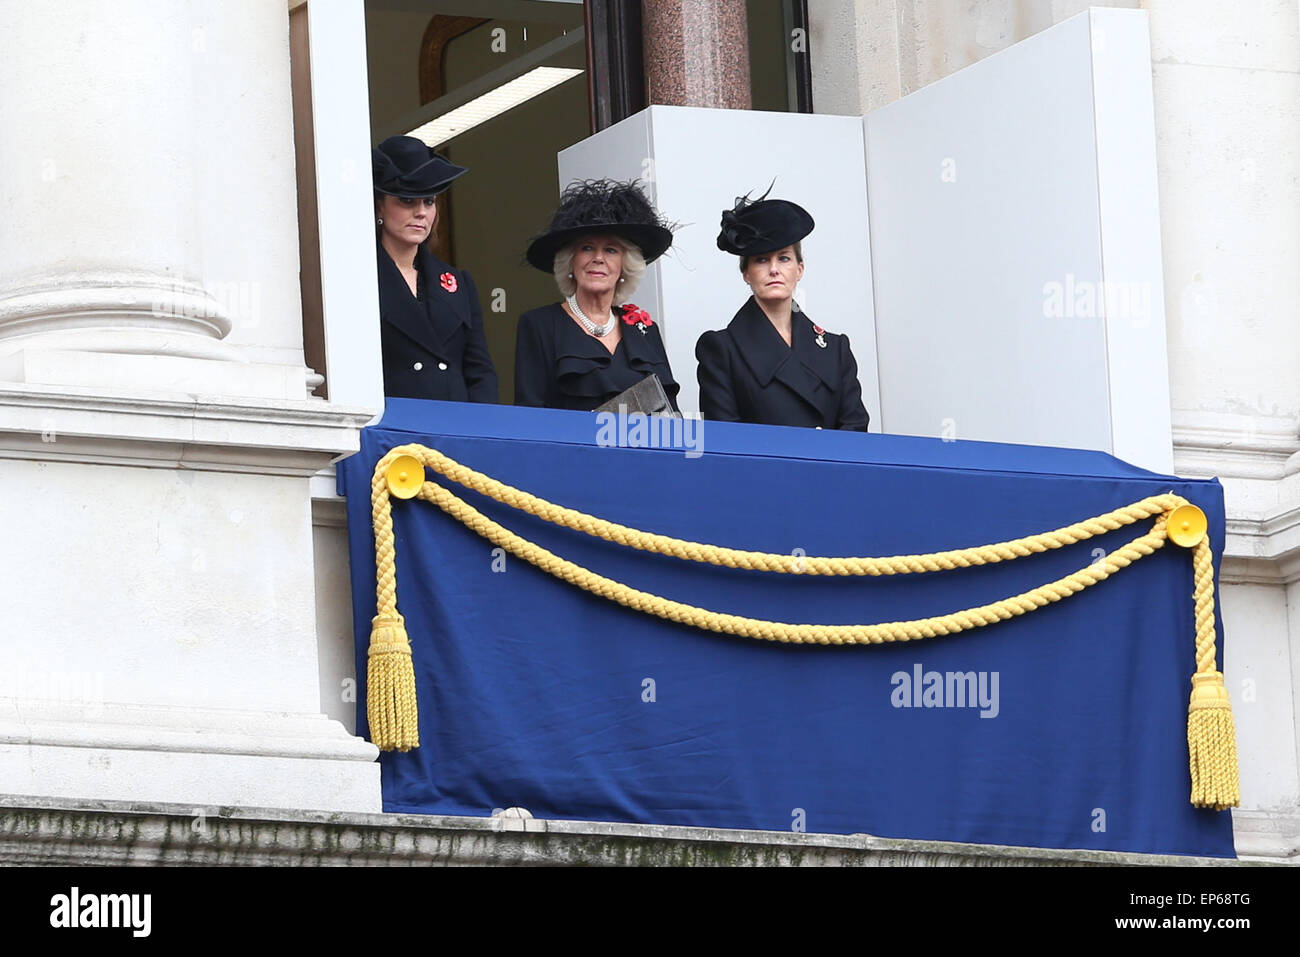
[[515, 180, 678, 411]]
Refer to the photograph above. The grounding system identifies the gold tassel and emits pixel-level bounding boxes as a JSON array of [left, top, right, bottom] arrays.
[[366, 613, 419, 751], [1187, 671, 1240, 810]]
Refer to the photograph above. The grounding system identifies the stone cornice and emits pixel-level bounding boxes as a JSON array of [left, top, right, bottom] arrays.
[[0, 384, 378, 476], [1172, 411, 1300, 583], [1172, 410, 1300, 482], [0, 701, 377, 763], [1222, 502, 1300, 583]]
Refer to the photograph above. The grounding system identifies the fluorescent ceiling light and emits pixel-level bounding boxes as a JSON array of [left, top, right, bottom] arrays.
[[407, 66, 584, 147]]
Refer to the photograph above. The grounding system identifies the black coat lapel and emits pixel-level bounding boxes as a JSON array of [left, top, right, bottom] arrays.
[[791, 312, 839, 390], [729, 297, 824, 414], [377, 242, 472, 359], [419, 249, 472, 347], [376, 241, 444, 357]]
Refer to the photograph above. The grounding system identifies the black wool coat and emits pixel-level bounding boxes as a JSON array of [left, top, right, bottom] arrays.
[[695, 297, 870, 431], [514, 302, 681, 413], [376, 239, 498, 403]]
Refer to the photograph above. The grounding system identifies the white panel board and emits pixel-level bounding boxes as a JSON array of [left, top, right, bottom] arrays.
[[865, 9, 1173, 473], [309, 0, 385, 416], [560, 106, 879, 421], [1089, 8, 1174, 473]]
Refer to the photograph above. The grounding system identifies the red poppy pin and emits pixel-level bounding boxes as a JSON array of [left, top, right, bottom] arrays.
[[622, 304, 653, 334], [812, 324, 827, 348], [439, 272, 458, 293]]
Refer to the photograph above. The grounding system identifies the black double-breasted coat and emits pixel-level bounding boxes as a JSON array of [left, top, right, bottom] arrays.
[[376, 239, 498, 403], [514, 302, 681, 412], [695, 297, 870, 431]]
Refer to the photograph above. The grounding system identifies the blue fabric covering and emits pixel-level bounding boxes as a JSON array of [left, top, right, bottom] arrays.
[[340, 399, 1235, 857]]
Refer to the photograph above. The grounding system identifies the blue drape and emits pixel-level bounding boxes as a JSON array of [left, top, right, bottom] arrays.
[[340, 400, 1235, 857]]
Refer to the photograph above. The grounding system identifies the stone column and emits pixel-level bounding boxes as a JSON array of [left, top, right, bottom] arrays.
[[642, 0, 752, 110], [0, 0, 322, 398], [0, 2, 233, 362], [0, 0, 380, 813]]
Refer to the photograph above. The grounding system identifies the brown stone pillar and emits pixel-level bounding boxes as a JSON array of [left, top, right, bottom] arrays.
[[642, 0, 752, 110]]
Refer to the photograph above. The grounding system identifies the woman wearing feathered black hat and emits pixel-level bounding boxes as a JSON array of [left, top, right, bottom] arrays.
[[372, 135, 498, 403], [515, 180, 679, 412], [696, 190, 870, 431]]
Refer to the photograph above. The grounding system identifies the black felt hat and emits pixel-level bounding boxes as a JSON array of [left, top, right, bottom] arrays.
[[372, 135, 467, 198], [716, 187, 815, 257], [526, 179, 675, 272]]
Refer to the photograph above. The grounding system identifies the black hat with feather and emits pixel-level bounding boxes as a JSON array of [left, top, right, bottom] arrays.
[[716, 185, 815, 257], [526, 179, 675, 272]]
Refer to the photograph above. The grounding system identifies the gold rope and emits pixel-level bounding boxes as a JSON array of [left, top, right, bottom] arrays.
[[414, 475, 1170, 644], [366, 462, 419, 751], [398, 444, 1181, 576], [366, 444, 1239, 808], [1186, 538, 1240, 809]]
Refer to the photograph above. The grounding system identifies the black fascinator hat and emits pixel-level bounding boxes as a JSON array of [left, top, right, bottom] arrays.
[[526, 179, 675, 272], [372, 135, 467, 198], [716, 185, 815, 257]]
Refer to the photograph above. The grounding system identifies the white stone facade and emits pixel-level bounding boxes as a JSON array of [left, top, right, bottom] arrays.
[[0, 0, 380, 814], [0, 0, 1292, 861], [810, 0, 1300, 860]]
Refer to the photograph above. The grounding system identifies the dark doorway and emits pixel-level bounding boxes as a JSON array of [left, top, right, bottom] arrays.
[[366, 0, 589, 403]]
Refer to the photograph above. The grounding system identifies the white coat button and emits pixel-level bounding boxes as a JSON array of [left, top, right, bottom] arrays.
[[815, 426, 823, 430], [413, 362, 423, 371], [438, 362, 448, 371]]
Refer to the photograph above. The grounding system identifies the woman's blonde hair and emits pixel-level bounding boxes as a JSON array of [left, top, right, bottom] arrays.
[[554, 236, 646, 306]]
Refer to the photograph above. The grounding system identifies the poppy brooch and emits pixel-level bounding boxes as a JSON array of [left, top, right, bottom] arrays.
[[439, 272, 458, 293], [813, 324, 827, 348], [622, 304, 654, 334]]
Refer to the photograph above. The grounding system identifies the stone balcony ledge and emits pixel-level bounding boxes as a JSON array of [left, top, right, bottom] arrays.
[[0, 795, 1273, 867]]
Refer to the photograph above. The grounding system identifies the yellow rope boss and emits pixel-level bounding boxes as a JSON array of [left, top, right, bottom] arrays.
[[366, 444, 1239, 810]]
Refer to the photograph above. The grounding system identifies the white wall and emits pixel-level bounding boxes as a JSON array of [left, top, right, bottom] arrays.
[[865, 9, 1172, 471], [811, 0, 1300, 860]]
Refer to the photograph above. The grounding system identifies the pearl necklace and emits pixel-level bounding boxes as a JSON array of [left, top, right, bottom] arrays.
[[567, 293, 616, 337]]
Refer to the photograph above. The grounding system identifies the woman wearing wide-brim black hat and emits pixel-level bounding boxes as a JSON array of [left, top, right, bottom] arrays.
[[515, 179, 680, 412], [372, 135, 498, 403], [695, 190, 869, 431]]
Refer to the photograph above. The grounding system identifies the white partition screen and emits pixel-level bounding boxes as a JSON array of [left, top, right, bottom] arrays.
[[555, 10, 1171, 472], [865, 8, 1172, 472]]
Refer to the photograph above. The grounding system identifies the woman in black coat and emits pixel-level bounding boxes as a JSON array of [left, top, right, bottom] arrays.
[[696, 193, 869, 431], [372, 135, 498, 403], [515, 180, 679, 413]]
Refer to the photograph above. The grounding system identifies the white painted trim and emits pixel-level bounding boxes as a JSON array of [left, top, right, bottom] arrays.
[[1089, 9, 1174, 475], [306, 0, 386, 418]]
